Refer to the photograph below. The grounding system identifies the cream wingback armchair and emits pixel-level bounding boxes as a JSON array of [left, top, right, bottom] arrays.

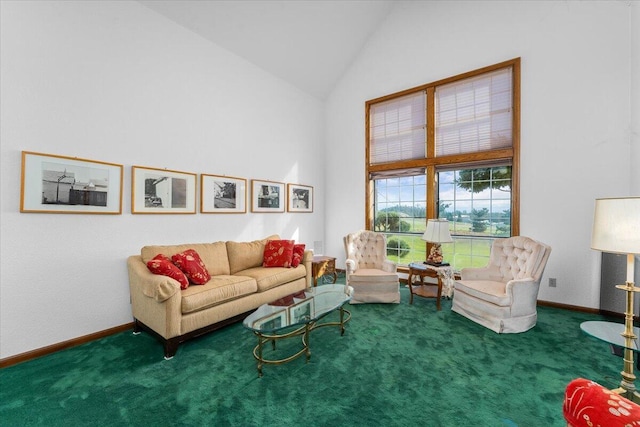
[[451, 236, 551, 333], [343, 230, 400, 304]]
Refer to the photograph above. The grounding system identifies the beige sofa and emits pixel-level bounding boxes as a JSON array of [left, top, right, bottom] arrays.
[[127, 234, 312, 358]]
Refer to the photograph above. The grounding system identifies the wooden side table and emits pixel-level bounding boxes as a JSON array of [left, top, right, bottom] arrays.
[[407, 262, 452, 310], [312, 256, 337, 287]]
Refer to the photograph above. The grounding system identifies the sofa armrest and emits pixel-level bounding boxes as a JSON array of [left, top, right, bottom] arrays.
[[303, 250, 313, 288], [382, 259, 397, 273], [345, 258, 357, 273], [506, 277, 541, 315], [127, 255, 180, 302]]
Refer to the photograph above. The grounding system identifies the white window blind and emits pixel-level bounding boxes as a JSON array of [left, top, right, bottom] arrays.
[[369, 91, 426, 164], [436, 67, 512, 156]]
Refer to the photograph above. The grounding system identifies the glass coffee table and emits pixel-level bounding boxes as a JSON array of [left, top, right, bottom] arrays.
[[243, 284, 352, 376], [581, 320, 640, 402]]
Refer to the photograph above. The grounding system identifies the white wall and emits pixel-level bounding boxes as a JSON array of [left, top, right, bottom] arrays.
[[325, 0, 636, 309], [0, 1, 325, 359], [632, 1, 640, 195]]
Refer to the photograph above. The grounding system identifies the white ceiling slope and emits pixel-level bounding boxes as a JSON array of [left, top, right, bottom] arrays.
[[138, 0, 395, 100]]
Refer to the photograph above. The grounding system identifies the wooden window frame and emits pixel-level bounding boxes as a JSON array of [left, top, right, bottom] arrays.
[[365, 58, 521, 248]]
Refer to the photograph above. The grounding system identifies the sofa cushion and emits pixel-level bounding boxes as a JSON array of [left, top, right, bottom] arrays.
[[172, 249, 211, 285], [237, 265, 306, 292], [454, 279, 511, 306], [227, 234, 279, 274], [181, 275, 258, 314], [349, 269, 398, 283], [291, 244, 305, 268], [263, 240, 295, 267], [141, 242, 230, 276], [146, 254, 190, 290]]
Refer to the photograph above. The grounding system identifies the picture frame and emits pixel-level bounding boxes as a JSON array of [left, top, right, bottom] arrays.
[[20, 151, 123, 214], [131, 166, 197, 214], [251, 179, 285, 213], [289, 298, 314, 324], [200, 174, 247, 214], [287, 183, 313, 213], [252, 309, 288, 331]]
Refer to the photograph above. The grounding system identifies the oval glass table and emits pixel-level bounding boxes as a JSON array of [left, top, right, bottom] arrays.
[[581, 320, 640, 402], [243, 284, 352, 376]]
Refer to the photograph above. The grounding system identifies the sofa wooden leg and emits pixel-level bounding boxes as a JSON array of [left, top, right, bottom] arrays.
[[163, 339, 179, 360], [132, 319, 142, 335]]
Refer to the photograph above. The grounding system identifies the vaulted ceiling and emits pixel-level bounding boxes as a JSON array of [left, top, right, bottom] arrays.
[[139, 0, 396, 99]]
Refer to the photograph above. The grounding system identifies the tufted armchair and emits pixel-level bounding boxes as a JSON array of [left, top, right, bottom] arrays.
[[343, 230, 400, 304], [451, 236, 551, 333]]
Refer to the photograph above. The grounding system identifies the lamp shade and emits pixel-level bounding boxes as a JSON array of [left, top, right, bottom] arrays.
[[422, 219, 453, 243], [591, 197, 640, 255]]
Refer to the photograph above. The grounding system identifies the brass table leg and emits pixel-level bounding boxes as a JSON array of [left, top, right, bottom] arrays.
[[256, 333, 264, 377], [613, 280, 640, 403]]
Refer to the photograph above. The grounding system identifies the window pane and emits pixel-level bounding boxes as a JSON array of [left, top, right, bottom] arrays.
[[437, 165, 512, 270], [374, 174, 427, 265], [370, 91, 426, 164], [435, 67, 512, 156]]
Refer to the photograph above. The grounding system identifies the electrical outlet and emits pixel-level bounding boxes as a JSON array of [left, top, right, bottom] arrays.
[[549, 278, 557, 287]]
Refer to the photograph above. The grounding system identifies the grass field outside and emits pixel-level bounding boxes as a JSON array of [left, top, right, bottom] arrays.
[[383, 220, 497, 271]]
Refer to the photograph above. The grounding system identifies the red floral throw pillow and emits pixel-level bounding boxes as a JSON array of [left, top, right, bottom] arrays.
[[291, 244, 305, 268], [263, 240, 295, 268], [147, 254, 190, 290], [171, 249, 211, 285], [563, 378, 640, 426]]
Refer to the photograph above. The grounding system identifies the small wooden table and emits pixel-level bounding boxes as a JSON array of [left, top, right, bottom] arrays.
[[407, 262, 454, 310], [312, 256, 337, 287]]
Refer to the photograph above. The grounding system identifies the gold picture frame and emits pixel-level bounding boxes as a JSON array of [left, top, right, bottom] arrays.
[[131, 166, 197, 214], [251, 179, 285, 213], [287, 183, 313, 213], [20, 151, 123, 214], [200, 174, 247, 214]]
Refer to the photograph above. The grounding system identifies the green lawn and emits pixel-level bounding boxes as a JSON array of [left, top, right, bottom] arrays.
[[383, 220, 496, 271]]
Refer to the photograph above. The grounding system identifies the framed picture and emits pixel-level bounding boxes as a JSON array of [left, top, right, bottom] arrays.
[[20, 151, 123, 214], [287, 183, 313, 213], [289, 298, 314, 324], [252, 309, 288, 331], [251, 179, 285, 213], [201, 174, 247, 214], [131, 166, 196, 214]]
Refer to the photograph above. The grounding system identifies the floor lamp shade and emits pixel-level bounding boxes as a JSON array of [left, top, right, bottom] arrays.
[[591, 197, 640, 256]]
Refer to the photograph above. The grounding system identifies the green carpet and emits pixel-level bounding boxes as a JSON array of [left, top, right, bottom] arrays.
[[0, 284, 624, 426]]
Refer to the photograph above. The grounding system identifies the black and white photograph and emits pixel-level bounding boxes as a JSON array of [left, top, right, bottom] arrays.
[[201, 174, 246, 213], [251, 179, 285, 212], [20, 151, 123, 214], [132, 166, 196, 214], [287, 183, 313, 213]]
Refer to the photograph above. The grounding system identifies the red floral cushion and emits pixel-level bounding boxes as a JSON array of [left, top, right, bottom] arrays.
[[147, 254, 190, 290], [171, 249, 211, 285], [291, 244, 305, 268], [263, 240, 295, 268], [563, 378, 640, 426]]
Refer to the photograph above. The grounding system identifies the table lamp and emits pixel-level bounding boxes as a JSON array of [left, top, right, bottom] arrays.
[[422, 219, 453, 266], [591, 196, 640, 400]]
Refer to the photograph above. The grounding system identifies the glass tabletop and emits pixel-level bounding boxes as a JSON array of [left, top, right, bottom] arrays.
[[581, 320, 640, 352], [243, 284, 351, 333]]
